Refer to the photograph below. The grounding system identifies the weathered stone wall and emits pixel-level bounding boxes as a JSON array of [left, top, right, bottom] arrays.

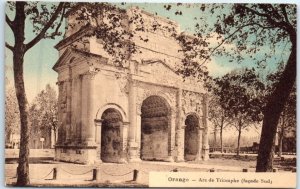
[[54, 6, 209, 164]]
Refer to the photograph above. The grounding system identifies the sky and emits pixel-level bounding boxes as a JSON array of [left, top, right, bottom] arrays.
[[4, 2, 293, 103]]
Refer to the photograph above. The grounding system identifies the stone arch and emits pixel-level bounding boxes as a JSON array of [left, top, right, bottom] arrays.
[[184, 112, 200, 161], [96, 103, 127, 122], [137, 90, 175, 115], [185, 112, 202, 127], [100, 108, 124, 163], [140, 95, 172, 161]]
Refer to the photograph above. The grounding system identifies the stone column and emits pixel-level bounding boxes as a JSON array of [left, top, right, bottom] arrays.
[[70, 76, 77, 143], [176, 125, 186, 162], [83, 72, 96, 146], [195, 127, 204, 161], [202, 95, 210, 160], [65, 78, 72, 144], [128, 77, 140, 162], [136, 112, 141, 158], [166, 113, 175, 162], [95, 120, 102, 163], [176, 88, 185, 162], [76, 75, 83, 143], [56, 81, 64, 145], [119, 121, 128, 163]]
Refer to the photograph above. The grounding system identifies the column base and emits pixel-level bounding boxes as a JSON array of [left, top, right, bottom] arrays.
[[128, 141, 140, 162], [202, 148, 210, 161], [118, 158, 128, 164], [195, 152, 203, 162], [94, 159, 102, 164], [128, 157, 142, 162], [84, 138, 97, 146], [165, 156, 174, 162], [175, 157, 185, 162]]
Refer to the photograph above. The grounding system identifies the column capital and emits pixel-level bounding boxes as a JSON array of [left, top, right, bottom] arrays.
[[94, 119, 103, 127], [82, 66, 100, 80], [197, 126, 205, 131]]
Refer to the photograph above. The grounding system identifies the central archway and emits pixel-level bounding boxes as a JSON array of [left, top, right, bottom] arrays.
[[101, 108, 123, 162], [140, 95, 171, 161], [184, 114, 199, 161]]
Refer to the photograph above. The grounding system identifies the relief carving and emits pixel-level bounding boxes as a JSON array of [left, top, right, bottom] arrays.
[[59, 82, 67, 113], [116, 73, 129, 95], [182, 90, 203, 117]]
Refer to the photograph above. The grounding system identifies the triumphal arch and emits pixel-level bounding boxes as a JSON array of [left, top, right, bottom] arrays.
[[53, 7, 209, 164]]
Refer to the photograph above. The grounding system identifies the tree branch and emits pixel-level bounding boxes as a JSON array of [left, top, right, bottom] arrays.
[[280, 5, 290, 25], [5, 42, 14, 51], [25, 2, 65, 51], [199, 21, 278, 67], [6, 14, 14, 31], [240, 5, 288, 31], [44, 5, 66, 39]]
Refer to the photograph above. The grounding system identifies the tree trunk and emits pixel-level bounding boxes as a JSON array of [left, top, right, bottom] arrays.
[[14, 53, 30, 186], [12, 2, 30, 186], [278, 118, 285, 158], [213, 126, 217, 149], [54, 128, 57, 148], [256, 32, 296, 172], [236, 122, 242, 156], [220, 126, 223, 153]]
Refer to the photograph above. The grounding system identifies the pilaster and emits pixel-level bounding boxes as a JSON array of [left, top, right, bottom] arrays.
[[195, 127, 204, 161], [128, 77, 141, 162], [202, 94, 209, 160]]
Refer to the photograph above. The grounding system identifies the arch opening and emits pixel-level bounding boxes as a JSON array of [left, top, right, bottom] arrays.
[[140, 96, 171, 161], [100, 108, 123, 162], [184, 114, 199, 161]]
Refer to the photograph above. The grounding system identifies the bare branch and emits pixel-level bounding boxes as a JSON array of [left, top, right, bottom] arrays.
[[25, 2, 65, 51], [44, 4, 66, 39], [6, 14, 14, 31], [5, 42, 13, 51], [280, 5, 290, 25], [200, 22, 277, 67]]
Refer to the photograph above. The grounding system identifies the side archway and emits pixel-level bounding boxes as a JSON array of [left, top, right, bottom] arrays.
[[96, 103, 127, 122], [100, 108, 123, 162], [184, 113, 200, 161]]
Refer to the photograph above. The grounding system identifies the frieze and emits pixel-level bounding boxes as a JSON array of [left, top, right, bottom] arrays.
[[117, 73, 129, 95], [182, 90, 204, 117]]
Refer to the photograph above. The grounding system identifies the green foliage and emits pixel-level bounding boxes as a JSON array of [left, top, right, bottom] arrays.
[[165, 4, 296, 80], [213, 68, 265, 124], [5, 86, 20, 144], [29, 84, 58, 136]]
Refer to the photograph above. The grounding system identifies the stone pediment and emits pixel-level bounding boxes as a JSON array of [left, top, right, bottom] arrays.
[[52, 48, 75, 71], [139, 59, 182, 86], [53, 48, 108, 72]]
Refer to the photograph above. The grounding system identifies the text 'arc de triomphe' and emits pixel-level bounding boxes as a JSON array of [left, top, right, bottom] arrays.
[[53, 7, 210, 164]]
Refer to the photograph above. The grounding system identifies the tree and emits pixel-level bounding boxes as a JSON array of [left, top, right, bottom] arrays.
[[213, 68, 265, 156], [208, 92, 232, 153], [5, 85, 20, 147], [266, 64, 296, 157], [167, 3, 296, 172], [5, 2, 151, 185], [29, 84, 58, 149], [5, 2, 67, 185]]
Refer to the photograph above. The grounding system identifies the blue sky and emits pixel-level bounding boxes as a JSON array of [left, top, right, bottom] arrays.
[[5, 2, 292, 102]]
